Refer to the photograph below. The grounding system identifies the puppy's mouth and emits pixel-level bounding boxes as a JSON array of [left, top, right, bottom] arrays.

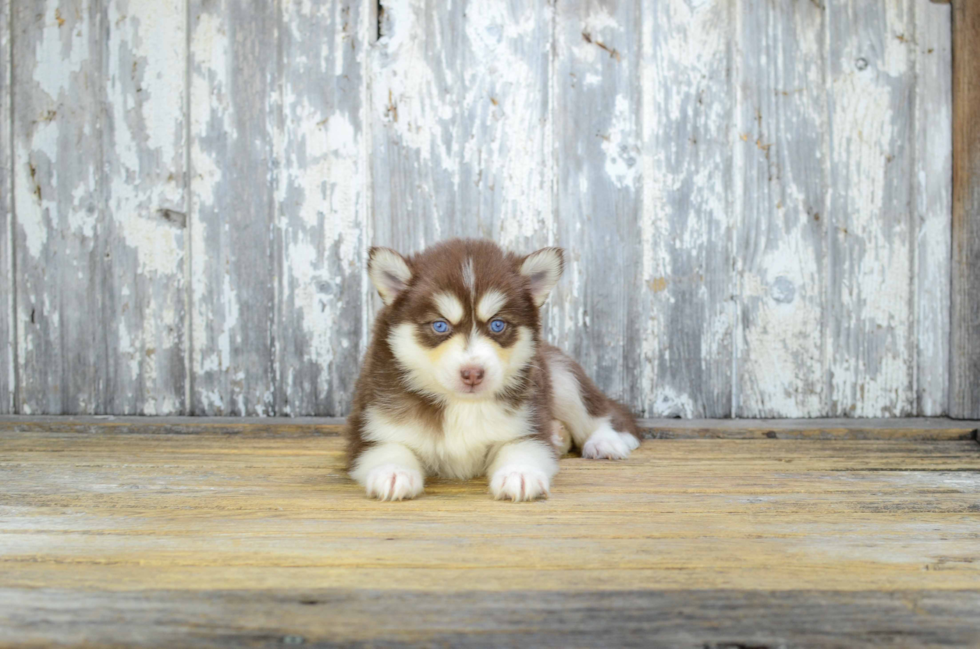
[[454, 383, 490, 398]]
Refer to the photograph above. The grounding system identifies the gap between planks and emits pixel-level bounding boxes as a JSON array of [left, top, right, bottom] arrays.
[[0, 416, 976, 441]]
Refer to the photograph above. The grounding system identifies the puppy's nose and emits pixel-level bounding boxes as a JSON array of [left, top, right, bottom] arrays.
[[460, 366, 485, 387]]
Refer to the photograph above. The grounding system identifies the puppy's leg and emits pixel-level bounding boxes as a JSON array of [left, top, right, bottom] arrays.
[[546, 347, 641, 460], [487, 439, 558, 502], [350, 443, 425, 501]]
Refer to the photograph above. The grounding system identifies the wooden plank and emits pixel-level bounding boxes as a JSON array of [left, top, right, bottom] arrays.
[[11, 1, 107, 414], [734, 0, 827, 417], [0, 416, 976, 440], [640, 417, 979, 440], [101, 0, 187, 414], [0, 0, 11, 413], [1, 588, 977, 648], [7, 0, 186, 416], [1, 433, 979, 599], [277, 0, 368, 416], [369, 0, 553, 252], [551, 0, 639, 409], [455, 1, 554, 253], [639, 0, 735, 417], [189, 0, 278, 415], [914, 0, 952, 416], [0, 415, 348, 437], [950, 0, 980, 418], [825, 0, 916, 416], [369, 0, 465, 252]]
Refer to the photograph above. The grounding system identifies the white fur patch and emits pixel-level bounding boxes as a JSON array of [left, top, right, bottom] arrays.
[[520, 248, 563, 306], [368, 248, 413, 305], [364, 403, 534, 479], [581, 425, 640, 460], [462, 257, 476, 295], [488, 439, 558, 501], [349, 443, 425, 501], [548, 357, 600, 446], [476, 290, 508, 321], [433, 292, 464, 324]]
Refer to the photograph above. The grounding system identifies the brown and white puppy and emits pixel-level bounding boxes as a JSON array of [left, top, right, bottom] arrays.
[[346, 239, 640, 502]]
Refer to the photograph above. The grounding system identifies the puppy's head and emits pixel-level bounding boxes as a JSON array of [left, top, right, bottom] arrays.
[[369, 240, 563, 401]]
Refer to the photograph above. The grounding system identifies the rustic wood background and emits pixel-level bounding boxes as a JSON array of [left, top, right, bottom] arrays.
[[0, 0, 955, 418]]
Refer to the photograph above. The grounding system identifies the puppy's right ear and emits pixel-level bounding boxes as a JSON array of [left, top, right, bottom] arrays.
[[368, 247, 413, 305]]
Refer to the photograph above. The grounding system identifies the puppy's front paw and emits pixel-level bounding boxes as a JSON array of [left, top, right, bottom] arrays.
[[490, 465, 550, 502], [365, 464, 424, 501], [582, 427, 640, 460]]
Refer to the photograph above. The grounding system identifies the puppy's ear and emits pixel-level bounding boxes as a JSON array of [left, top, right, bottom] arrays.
[[520, 247, 564, 307], [368, 247, 413, 305]]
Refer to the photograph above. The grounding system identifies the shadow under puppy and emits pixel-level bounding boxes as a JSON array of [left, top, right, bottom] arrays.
[[346, 239, 640, 501]]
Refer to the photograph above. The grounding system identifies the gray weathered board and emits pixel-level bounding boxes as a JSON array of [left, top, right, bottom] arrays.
[[0, 0, 956, 418]]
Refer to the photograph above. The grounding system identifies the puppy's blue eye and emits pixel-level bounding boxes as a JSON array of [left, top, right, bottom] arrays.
[[432, 320, 450, 334], [489, 319, 506, 333]]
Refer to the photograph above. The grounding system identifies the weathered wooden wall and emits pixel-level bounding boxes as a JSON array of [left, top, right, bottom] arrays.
[[0, 0, 956, 418], [950, 0, 980, 419]]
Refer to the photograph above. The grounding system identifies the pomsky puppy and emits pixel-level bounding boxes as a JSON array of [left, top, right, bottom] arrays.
[[346, 239, 640, 502]]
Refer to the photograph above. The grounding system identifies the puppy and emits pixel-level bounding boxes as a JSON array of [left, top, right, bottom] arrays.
[[346, 239, 640, 501]]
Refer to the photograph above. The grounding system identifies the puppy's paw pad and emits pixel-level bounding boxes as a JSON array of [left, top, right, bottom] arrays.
[[582, 428, 639, 460], [490, 465, 550, 502], [365, 464, 424, 501]]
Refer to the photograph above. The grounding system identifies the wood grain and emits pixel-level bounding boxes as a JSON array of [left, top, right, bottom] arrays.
[[826, 0, 917, 417], [734, 0, 827, 417], [455, 0, 554, 253], [639, 0, 735, 417], [369, 0, 554, 250], [950, 0, 980, 418], [12, 0, 109, 414], [189, 0, 278, 415], [0, 0, 11, 414], [914, 0, 952, 416], [551, 0, 639, 411], [369, 0, 462, 251], [10, 1, 187, 415], [277, 0, 369, 417], [102, 0, 188, 414], [1, 588, 978, 648], [0, 425, 979, 645], [0, 415, 975, 440]]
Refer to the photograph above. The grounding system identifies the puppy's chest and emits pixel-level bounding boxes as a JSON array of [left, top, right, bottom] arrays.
[[370, 402, 532, 479]]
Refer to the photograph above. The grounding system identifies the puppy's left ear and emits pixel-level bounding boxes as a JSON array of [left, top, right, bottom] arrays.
[[368, 247, 413, 305], [520, 247, 564, 307]]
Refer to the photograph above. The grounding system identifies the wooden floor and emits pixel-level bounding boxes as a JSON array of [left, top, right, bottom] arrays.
[[1, 418, 979, 647]]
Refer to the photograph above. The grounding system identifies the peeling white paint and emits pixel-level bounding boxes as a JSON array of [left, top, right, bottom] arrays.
[[5, 0, 954, 418], [13, 141, 49, 260], [34, 6, 90, 100], [600, 95, 639, 189], [827, 0, 915, 417], [913, 0, 952, 416], [1, 1, 10, 413], [640, 0, 732, 416], [732, 0, 827, 418], [462, 0, 553, 248]]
